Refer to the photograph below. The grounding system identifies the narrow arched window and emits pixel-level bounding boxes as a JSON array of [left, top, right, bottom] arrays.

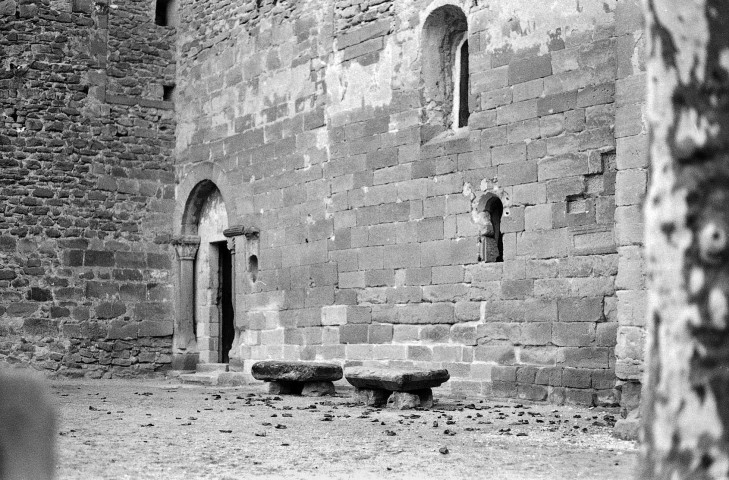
[[421, 5, 469, 142], [453, 36, 470, 128], [486, 195, 503, 262]]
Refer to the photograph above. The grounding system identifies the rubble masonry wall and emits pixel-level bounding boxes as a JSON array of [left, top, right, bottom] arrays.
[[0, 0, 177, 377]]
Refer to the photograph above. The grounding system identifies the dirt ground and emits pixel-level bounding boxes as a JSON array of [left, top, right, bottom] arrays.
[[50, 378, 637, 479]]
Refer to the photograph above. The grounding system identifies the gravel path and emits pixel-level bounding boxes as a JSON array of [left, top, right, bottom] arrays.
[[52, 379, 637, 479]]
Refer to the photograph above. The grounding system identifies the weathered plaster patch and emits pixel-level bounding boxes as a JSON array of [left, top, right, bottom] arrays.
[[475, 0, 616, 55], [197, 189, 229, 245], [325, 36, 396, 117], [241, 62, 313, 125]]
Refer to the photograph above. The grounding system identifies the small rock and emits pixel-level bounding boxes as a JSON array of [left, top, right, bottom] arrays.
[[439, 446, 449, 454]]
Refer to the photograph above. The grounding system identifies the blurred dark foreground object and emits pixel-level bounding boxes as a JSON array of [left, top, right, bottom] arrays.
[[0, 371, 56, 480]]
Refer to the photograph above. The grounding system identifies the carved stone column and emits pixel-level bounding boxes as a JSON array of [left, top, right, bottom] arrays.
[[223, 226, 246, 368], [172, 235, 200, 370], [223, 225, 246, 321]]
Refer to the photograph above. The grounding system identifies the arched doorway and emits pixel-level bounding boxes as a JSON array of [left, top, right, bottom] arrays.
[[194, 187, 233, 364], [177, 180, 235, 366]]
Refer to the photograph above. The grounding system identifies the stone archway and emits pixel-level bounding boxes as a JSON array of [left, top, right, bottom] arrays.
[[194, 187, 231, 364], [172, 179, 233, 369]]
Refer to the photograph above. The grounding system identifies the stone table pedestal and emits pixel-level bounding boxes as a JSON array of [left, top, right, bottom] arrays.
[[252, 360, 343, 396], [345, 367, 449, 410]]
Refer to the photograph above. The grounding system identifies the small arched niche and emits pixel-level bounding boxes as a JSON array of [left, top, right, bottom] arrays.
[[475, 193, 504, 263], [421, 4, 469, 143], [248, 254, 258, 283]]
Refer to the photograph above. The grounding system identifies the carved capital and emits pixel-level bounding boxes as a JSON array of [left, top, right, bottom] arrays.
[[226, 236, 236, 254], [172, 235, 200, 261]]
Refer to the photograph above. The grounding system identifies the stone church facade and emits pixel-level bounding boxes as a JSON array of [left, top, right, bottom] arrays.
[[0, 0, 646, 413]]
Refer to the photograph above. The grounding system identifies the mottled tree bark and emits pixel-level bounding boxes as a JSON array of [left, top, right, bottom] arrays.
[[641, 0, 729, 477]]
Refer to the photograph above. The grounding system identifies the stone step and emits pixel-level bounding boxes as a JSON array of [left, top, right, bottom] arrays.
[[217, 372, 247, 386], [178, 373, 216, 386], [196, 363, 229, 373], [177, 371, 247, 387]]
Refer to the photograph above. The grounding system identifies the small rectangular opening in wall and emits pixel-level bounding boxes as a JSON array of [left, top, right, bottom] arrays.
[[567, 197, 588, 214], [155, 0, 177, 26], [163, 84, 175, 102]]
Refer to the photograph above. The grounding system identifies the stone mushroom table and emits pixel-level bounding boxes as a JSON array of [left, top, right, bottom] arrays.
[[344, 366, 450, 409], [251, 360, 343, 396]]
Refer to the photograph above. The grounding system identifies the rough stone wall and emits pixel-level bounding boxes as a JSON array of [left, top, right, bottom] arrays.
[[175, 0, 648, 408], [0, 0, 177, 377]]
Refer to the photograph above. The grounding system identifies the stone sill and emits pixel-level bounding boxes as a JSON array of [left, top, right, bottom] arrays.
[[423, 126, 471, 147]]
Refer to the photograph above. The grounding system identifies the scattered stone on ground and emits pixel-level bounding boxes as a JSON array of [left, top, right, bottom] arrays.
[[53, 379, 637, 479]]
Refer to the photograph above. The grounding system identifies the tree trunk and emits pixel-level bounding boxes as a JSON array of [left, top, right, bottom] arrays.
[[641, 0, 729, 477]]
